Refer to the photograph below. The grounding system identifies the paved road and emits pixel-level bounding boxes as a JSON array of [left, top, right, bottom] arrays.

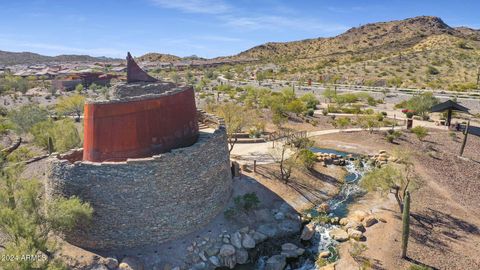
[[218, 75, 480, 113]]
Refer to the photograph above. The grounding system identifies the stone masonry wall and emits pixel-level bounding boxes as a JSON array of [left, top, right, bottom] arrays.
[[45, 117, 232, 251]]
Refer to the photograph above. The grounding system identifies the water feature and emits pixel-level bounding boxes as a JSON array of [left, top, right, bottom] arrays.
[[231, 148, 370, 270]]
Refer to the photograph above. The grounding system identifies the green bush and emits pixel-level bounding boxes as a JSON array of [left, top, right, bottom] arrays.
[[31, 119, 81, 153], [8, 104, 49, 134], [386, 130, 402, 143], [306, 108, 315, 116], [411, 126, 428, 141], [335, 117, 351, 129], [233, 192, 260, 212], [6, 147, 38, 163], [298, 149, 317, 170], [427, 66, 440, 75], [409, 264, 433, 270], [300, 93, 320, 110]]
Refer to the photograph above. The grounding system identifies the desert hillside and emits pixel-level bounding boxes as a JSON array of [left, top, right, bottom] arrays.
[[232, 16, 480, 90]]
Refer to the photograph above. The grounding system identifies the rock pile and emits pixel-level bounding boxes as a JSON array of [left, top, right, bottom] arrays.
[[367, 150, 398, 167], [314, 152, 348, 166], [328, 210, 382, 243], [180, 205, 302, 270]]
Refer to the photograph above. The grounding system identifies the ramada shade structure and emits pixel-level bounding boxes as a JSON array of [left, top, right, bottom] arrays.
[[431, 100, 470, 126]]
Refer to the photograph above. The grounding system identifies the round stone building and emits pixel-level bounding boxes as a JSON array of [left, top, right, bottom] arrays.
[[45, 53, 232, 250]]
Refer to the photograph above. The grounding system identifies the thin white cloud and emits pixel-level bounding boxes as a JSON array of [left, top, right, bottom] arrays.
[[149, 0, 348, 34], [221, 15, 348, 34], [150, 0, 231, 14]]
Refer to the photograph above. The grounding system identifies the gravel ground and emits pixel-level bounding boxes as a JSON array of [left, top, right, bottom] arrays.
[[311, 129, 480, 270]]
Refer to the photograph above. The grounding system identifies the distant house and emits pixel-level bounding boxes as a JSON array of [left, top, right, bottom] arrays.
[[52, 72, 119, 91], [111, 66, 127, 73]]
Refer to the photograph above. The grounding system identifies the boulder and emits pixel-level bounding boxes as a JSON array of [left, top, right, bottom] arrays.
[[242, 233, 255, 249], [300, 222, 316, 241], [339, 218, 349, 226], [265, 255, 286, 270], [317, 203, 330, 213], [344, 221, 365, 232], [219, 244, 236, 257], [219, 244, 236, 269], [103, 257, 119, 270], [330, 217, 339, 224], [198, 251, 207, 262], [274, 211, 285, 220], [91, 265, 109, 270], [205, 245, 220, 256], [347, 229, 364, 240], [119, 257, 144, 270], [329, 228, 349, 242], [278, 219, 301, 235], [363, 215, 378, 227], [319, 251, 331, 258], [252, 231, 268, 243], [235, 249, 249, 264], [350, 210, 368, 222], [192, 262, 206, 270], [281, 243, 305, 258], [257, 224, 278, 238], [209, 256, 220, 267], [230, 232, 243, 249]]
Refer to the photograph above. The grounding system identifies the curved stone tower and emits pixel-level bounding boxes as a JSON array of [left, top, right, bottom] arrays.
[[45, 54, 232, 250]]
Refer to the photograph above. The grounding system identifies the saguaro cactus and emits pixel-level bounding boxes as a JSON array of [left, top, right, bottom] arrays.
[[47, 136, 54, 155], [459, 120, 470, 157], [401, 191, 411, 258]]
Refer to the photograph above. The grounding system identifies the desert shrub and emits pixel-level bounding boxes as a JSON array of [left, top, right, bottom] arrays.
[[234, 192, 260, 212], [300, 93, 319, 110], [409, 264, 433, 270], [411, 126, 428, 141], [30, 119, 81, 153], [311, 211, 331, 224], [306, 108, 315, 116], [6, 147, 38, 163], [297, 149, 317, 170], [8, 104, 49, 134], [335, 117, 351, 129], [402, 92, 439, 118], [224, 208, 236, 219], [448, 131, 457, 141], [0, 165, 92, 270], [386, 130, 402, 143], [286, 99, 306, 115], [427, 66, 440, 75]]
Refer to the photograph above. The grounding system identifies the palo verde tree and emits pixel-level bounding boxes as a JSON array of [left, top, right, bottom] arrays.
[[8, 104, 49, 135], [361, 150, 417, 212], [55, 94, 86, 120], [215, 102, 248, 153], [269, 131, 314, 182], [0, 160, 93, 270]]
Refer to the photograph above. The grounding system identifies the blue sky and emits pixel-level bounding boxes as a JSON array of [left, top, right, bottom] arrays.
[[1, 0, 479, 58]]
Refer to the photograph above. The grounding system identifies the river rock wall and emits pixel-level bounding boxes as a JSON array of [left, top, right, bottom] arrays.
[[45, 115, 232, 250]]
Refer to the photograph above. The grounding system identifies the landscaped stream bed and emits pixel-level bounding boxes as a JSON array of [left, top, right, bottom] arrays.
[[228, 148, 369, 270]]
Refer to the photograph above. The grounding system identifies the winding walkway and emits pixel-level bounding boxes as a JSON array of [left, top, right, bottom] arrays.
[[231, 126, 405, 165]]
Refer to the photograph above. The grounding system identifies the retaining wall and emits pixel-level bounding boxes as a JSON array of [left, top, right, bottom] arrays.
[[45, 115, 231, 250]]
